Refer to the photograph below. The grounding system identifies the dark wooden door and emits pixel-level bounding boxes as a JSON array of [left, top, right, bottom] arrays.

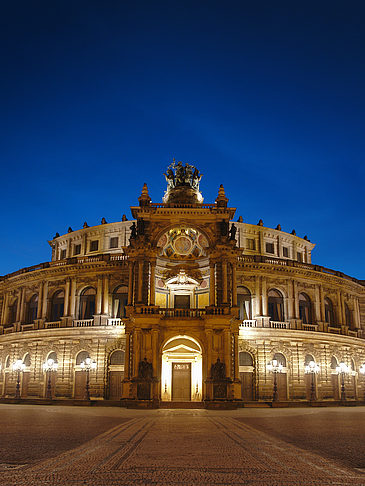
[[109, 371, 124, 400], [277, 373, 287, 400], [331, 374, 339, 399], [45, 372, 57, 398], [21, 372, 30, 398], [74, 371, 87, 399], [172, 363, 191, 401], [240, 372, 254, 401]]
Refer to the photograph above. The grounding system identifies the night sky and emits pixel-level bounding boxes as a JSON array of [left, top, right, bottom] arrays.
[[1, 1, 364, 278]]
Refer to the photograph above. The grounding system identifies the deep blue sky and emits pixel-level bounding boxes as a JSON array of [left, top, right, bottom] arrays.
[[1, 1, 364, 278]]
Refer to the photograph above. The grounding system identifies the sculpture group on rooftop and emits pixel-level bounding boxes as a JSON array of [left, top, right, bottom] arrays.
[[164, 159, 202, 192]]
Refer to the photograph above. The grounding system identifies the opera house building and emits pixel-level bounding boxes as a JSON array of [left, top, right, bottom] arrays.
[[1, 162, 364, 406]]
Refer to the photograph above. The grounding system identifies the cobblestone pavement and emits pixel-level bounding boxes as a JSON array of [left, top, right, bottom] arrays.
[[0, 406, 364, 485]]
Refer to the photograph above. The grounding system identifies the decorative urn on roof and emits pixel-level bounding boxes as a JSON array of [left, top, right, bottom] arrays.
[[162, 159, 203, 205]]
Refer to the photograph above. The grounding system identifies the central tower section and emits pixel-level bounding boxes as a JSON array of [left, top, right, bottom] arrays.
[[122, 161, 242, 404]]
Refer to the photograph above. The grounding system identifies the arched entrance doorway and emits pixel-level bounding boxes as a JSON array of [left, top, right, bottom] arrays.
[[161, 336, 202, 402]]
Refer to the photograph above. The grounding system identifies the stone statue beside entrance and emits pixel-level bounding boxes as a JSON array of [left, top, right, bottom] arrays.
[[211, 358, 228, 399], [136, 358, 153, 400]]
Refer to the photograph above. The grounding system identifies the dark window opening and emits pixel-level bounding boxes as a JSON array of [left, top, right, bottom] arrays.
[[90, 240, 99, 252]]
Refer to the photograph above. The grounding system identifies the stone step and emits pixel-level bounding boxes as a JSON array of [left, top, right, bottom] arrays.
[[160, 401, 205, 409]]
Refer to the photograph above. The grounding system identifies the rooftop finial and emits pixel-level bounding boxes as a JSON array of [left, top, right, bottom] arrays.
[[215, 184, 228, 208], [138, 183, 151, 207]]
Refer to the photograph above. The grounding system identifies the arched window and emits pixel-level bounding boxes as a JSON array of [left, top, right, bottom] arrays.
[[26, 295, 38, 323], [273, 352, 286, 367], [51, 290, 64, 321], [268, 289, 285, 322], [76, 351, 89, 365], [109, 350, 125, 365], [23, 353, 31, 367], [79, 287, 96, 319], [304, 354, 315, 365], [8, 299, 18, 324], [112, 286, 128, 318], [299, 293, 312, 324], [239, 351, 254, 367], [5, 356, 10, 369], [237, 287, 251, 320], [344, 303, 352, 328], [324, 298, 335, 325], [330, 356, 338, 370], [47, 351, 58, 363]]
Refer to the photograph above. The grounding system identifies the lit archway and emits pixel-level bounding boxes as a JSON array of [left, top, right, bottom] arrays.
[[161, 335, 202, 402]]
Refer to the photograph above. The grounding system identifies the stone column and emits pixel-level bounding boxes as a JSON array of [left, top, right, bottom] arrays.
[[314, 285, 321, 323], [206, 329, 213, 376], [103, 275, 109, 315], [128, 261, 134, 306], [209, 263, 215, 306], [293, 281, 299, 319], [69, 278, 76, 318], [151, 329, 159, 379], [64, 279, 70, 316], [37, 283, 43, 319], [354, 298, 361, 329], [222, 261, 228, 304], [255, 276, 262, 316], [205, 329, 213, 400], [287, 280, 294, 319], [231, 263, 237, 306], [150, 261, 156, 306], [233, 332, 239, 380], [67, 239, 72, 258], [137, 260, 143, 304], [96, 277, 103, 314], [319, 285, 325, 322], [41, 281, 48, 319], [277, 235, 282, 258], [1, 292, 8, 324], [134, 329, 142, 377], [337, 291, 343, 325], [124, 332, 130, 379], [340, 293, 349, 326], [16, 289, 22, 322], [20, 287, 27, 322], [223, 329, 231, 379], [261, 277, 268, 316]]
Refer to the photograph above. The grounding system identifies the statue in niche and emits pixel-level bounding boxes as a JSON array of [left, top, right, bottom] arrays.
[[130, 222, 137, 240], [229, 223, 237, 240], [138, 357, 153, 380], [211, 358, 226, 381]]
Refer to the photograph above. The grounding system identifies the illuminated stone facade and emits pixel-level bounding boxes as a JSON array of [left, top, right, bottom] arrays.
[[0, 162, 364, 404]]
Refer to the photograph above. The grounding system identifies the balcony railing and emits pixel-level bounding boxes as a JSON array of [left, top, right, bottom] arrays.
[[328, 326, 341, 334], [159, 308, 206, 318], [240, 319, 257, 328], [45, 321, 61, 329], [270, 321, 290, 329], [302, 323, 318, 332], [237, 255, 364, 286], [107, 318, 125, 326], [73, 319, 94, 327]]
